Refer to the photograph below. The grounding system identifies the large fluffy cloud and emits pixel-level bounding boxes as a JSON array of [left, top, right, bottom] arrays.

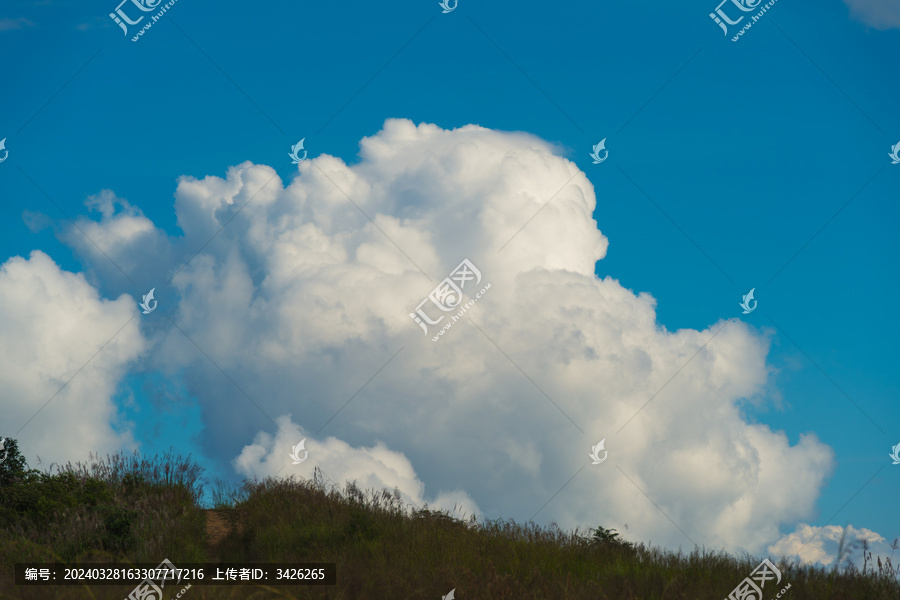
[[50, 118, 844, 557], [0, 250, 144, 467], [844, 0, 900, 29]]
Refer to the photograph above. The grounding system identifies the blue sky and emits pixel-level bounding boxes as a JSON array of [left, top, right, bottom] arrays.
[[1, 0, 898, 571]]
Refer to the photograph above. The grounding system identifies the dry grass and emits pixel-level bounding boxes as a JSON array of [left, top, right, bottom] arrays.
[[0, 444, 897, 599]]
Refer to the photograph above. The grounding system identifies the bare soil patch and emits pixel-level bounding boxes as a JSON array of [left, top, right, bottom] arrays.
[[204, 509, 242, 553]]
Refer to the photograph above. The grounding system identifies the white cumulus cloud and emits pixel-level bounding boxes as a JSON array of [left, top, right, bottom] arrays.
[[770, 523, 899, 570], [233, 414, 481, 521], [49, 118, 867, 558], [0, 251, 144, 468]]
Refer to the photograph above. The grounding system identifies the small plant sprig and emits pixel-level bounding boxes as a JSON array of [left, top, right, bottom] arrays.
[[587, 525, 634, 550]]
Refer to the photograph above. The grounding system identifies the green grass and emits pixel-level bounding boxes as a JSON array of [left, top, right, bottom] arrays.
[[0, 439, 897, 599]]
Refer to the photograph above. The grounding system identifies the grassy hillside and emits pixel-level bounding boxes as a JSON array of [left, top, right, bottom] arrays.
[[0, 441, 897, 599]]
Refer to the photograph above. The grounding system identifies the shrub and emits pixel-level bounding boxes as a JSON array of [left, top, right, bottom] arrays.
[[588, 525, 634, 550], [0, 437, 36, 487], [98, 504, 138, 556]]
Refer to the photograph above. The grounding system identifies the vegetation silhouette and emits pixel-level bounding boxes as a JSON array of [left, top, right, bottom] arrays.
[[0, 441, 897, 599]]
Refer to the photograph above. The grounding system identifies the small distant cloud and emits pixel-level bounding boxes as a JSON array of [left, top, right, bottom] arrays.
[[770, 523, 897, 570], [844, 0, 900, 29], [22, 210, 53, 233], [75, 16, 114, 32], [0, 17, 35, 31]]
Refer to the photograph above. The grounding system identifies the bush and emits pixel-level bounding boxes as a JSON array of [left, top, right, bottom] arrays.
[[588, 525, 634, 550], [345, 506, 379, 542], [0, 438, 36, 487], [0, 471, 114, 526], [98, 504, 138, 555]]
